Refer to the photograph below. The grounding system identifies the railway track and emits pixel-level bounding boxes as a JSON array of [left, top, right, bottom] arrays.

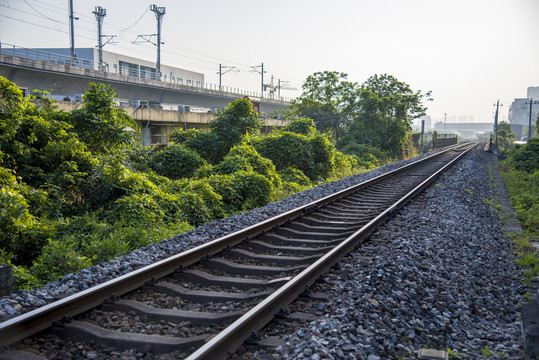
[[0, 143, 476, 359]]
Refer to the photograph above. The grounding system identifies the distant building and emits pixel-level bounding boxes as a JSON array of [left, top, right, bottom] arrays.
[[457, 115, 468, 123], [508, 86, 539, 138], [528, 86, 539, 99], [20, 47, 204, 86]]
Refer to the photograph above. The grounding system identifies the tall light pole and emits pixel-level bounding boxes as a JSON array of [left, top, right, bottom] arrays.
[[150, 5, 165, 79]]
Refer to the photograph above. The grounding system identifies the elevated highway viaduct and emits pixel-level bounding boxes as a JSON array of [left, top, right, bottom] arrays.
[[0, 52, 291, 146], [0, 52, 290, 114]]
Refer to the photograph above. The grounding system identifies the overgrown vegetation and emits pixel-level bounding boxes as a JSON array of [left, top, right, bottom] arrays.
[[495, 121, 516, 153], [499, 138, 539, 282], [0, 70, 432, 290]]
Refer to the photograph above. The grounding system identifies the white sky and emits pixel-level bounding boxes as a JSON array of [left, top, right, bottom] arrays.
[[1, 0, 538, 123]]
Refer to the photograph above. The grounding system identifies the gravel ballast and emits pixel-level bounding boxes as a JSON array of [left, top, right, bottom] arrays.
[[244, 149, 525, 359]]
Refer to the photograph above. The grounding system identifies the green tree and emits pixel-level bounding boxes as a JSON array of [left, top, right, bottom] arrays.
[[209, 97, 262, 160], [496, 121, 516, 151], [290, 71, 357, 140], [338, 74, 430, 159], [170, 98, 262, 163], [69, 83, 139, 154]]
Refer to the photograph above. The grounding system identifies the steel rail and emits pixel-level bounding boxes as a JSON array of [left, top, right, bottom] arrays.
[[186, 143, 476, 360], [0, 143, 471, 346]]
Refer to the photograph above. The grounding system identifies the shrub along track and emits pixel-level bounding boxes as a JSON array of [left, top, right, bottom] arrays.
[[0, 143, 476, 360]]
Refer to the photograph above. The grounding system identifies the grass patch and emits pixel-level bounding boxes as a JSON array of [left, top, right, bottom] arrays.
[[496, 141, 539, 285]]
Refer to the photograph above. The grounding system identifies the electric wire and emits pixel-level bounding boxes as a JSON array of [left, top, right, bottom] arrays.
[[121, 5, 149, 31], [23, 0, 61, 23], [0, 14, 95, 42]]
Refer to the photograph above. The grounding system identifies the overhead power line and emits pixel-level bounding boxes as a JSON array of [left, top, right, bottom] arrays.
[[121, 5, 149, 31], [23, 0, 60, 23]]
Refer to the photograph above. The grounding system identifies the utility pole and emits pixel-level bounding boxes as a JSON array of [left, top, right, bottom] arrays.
[[92, 7, 116, 72], [151, 5, 165, 79], [444, 113, 447, 132], [250, 63, 266, 96], [217, 64, 239, 90], [494, 100, 501, 149], [68, 0, 78, 64], [525, 98, 539, 140]]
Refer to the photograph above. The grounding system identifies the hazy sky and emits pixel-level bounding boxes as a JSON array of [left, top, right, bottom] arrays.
[[1, 0, 538, 123]]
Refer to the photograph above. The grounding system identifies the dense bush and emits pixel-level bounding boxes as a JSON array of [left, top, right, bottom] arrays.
[[0, 78, 197, 287], [330, 151, 359, 178], [82, 158, 158, 211], [508, 137, 539, 173], [282, 118, 317, 136], [337, 142, 386, 169], [502, 139, 539, 233], [0, 167, 52, 263], [279, 167, 311, 186], [150, 143, 207, 179], [253, 131, 314, 178], [213, 143, 281, 188], [207, 172, 273, 214], [253, 130, 343, 181], [310, 135, 336, 178], [168, 129, 222, 164], [112, 193, 170, 226], [503, 169, 539, 230]]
